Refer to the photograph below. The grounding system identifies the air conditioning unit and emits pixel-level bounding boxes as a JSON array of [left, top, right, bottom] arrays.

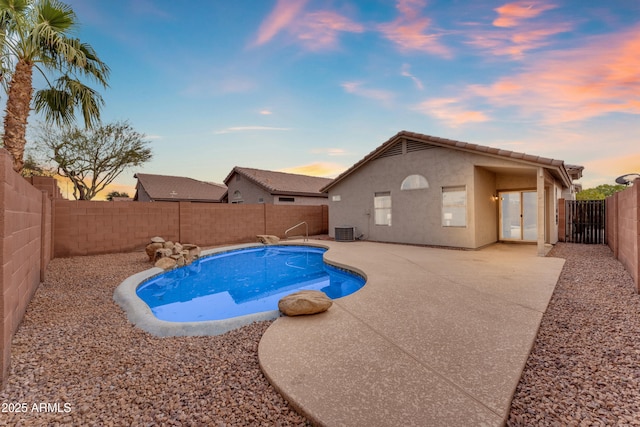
[[335, 226, 356, 242]]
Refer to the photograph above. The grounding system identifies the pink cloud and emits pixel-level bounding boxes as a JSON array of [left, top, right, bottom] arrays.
[[253, 0, 307, 46], [378, 0, 451, 57], [465, 1, 569, 58], [253, 0, 362, 50], [493, 1, 557, 28], [470, 26, 640, 123], [295, 11, 364, 51], [413, 98, 490, 126]]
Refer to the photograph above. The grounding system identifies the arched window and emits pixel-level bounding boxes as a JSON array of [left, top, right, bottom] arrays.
[[401, 174, 429, 190], [232, 190, 243, 204]]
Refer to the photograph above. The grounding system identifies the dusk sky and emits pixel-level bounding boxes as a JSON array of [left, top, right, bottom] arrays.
[[49, 0, 640, 198]]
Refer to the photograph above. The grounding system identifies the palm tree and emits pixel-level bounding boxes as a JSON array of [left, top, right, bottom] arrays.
[[0, 0, 109, 172]]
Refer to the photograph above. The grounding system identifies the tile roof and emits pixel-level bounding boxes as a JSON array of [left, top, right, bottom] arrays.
[[224, 167, 333, 197], [134, 173, 227, 202], [321, 130, 578, 192]]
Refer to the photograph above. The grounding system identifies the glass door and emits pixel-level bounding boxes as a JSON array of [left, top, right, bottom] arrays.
[[499, 191, 537, 241]]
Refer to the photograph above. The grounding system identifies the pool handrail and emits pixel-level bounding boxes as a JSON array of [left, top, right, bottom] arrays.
[[285, 221, 308, 242]]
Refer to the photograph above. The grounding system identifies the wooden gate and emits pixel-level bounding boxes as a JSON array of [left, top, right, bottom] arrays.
[[565, 200, 606, 244]]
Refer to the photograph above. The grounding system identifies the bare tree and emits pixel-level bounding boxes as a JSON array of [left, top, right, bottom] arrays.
[[36, 121, 152, 200]]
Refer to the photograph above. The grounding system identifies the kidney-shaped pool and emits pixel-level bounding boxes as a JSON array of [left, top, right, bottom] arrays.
[[135, 245, 366, 323]]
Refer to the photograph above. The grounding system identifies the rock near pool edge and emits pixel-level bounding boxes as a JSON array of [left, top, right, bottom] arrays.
[[278, 290, 333, 316]]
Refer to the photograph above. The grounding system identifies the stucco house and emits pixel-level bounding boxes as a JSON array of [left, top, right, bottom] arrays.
[[223, 167, 332, 205], [134, 173, 227, 202], [321, 131, 582, 255]]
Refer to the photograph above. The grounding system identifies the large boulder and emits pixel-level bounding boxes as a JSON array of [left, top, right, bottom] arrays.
[[150, 236, 165, 243], [278, 290, 332, 316]]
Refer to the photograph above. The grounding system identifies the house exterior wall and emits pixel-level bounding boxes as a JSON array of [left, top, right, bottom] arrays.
[[274, 195, 327, 205], [226, 173, 273, 204], [473, 167, 497, 248], [135, 182, 152, 202], [327, 146, 565, 249], [225, 172, 328, 205]]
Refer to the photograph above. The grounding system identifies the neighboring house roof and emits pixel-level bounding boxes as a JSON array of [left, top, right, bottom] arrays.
[[565, 164, 584, 181], [134, 173, 227, 202], [321, 130, 579, 192], [224, 167, 333, 198]]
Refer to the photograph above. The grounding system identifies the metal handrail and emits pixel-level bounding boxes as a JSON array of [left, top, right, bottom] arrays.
[[285, 221, 308, 242]]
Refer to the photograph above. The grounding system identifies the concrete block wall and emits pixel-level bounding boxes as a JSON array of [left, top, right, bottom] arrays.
[[54, 202, 329, 257], [53, 200, 181, 257], [606, 181, 640, 292], [265, 204, 329, 237], [0, 149, 52, 386]]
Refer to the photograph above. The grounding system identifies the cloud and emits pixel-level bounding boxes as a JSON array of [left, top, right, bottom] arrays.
[[464, 1, 569, 58], [413, 98, 490, 126], [470, 26, 640, 123], [214, 126, 292, 134], [310, 148, 350, 156], [492, 1, 557, 27], [253, 0, 308, 46], [294, 11, 364, 51], [252, 1, 363, 50], [341, 81, 395, 103], [279, 162, 347, 178], [401, 63, 424, 90], [378, 0, 451, 57], [259, 109, 273, 115]]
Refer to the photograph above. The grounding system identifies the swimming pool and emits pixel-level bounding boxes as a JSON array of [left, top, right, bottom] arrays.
[[132, 245, 365, 324]]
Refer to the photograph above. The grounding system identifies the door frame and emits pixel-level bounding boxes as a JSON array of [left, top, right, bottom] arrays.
[[498, 190, 537, 242]]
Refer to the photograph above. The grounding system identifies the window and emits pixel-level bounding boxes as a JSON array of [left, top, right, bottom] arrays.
[[401, 174, 429, 190], [232, 190, 243, 203], [278, 197, 295, 202], [374, 192, 391, 226], [332, 195, 341, 202], [442, 186, 466, 227]]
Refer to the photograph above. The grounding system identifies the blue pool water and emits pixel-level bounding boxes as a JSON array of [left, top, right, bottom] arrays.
[[136, 245, 365, 322]]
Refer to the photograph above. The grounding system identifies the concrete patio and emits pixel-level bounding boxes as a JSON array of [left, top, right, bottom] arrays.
[[259, 240, 565, 426]]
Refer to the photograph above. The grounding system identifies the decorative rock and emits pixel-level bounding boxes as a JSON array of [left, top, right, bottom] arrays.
[[154, 248, 172, 261], [146, 237, 201, 267], [155, 257, 177, 270], [183, 244, 201, 259], [150, 236, 165, 243], [278, 290, 332, 316], [145, 242, 163, 262], [257, 235, 280, 244]]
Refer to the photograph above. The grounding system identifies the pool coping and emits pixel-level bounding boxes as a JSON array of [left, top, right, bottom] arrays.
[[113, 241, 364, 337]]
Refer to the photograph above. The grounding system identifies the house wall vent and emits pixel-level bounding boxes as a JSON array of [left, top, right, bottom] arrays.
[[378, 141, 403, 159], [334, 226, 356, 242]]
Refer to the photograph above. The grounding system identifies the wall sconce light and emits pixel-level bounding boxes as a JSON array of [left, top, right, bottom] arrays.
[[492, 194, 499, 201]]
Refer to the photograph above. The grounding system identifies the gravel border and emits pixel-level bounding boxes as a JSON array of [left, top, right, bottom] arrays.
[[1, 243, 638, 425], [0, 251, 312, 426], [507, 243, 640, 426]]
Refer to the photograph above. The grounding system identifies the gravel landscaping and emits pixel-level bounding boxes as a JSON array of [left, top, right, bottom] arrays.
[[1, 243, 638, 425], [508, 243, 640, 426]]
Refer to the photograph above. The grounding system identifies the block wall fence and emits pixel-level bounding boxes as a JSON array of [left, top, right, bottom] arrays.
[[606, 181, 640, 292], [0, 150, 55, 387], [0, 154, 327, 387], [53, 201, 328, 257]]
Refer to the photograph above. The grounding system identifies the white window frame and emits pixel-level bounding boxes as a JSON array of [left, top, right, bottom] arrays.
[[442, 186, 466, 227], [374, 192, 392, 226]]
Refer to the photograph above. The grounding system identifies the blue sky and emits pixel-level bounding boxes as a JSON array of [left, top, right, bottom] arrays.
[[47, 0, 640, 197]]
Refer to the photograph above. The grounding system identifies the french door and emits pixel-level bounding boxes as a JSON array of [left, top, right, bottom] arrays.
[[499, 191, 537, 241]]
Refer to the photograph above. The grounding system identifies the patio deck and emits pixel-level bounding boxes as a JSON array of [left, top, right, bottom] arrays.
[[259, 240, 565, 426]]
